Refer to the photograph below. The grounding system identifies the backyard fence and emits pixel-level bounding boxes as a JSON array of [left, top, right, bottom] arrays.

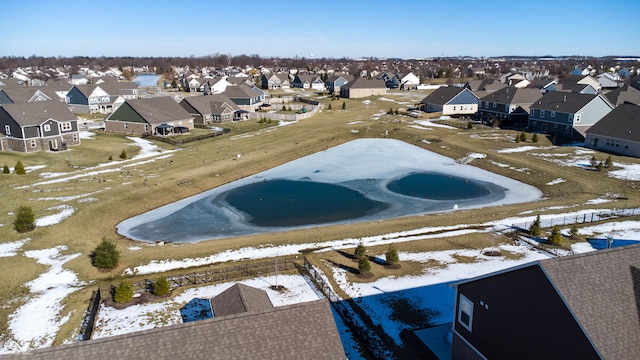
[[78, 288, 102, 342], [509, 207, 640, 235], [302, 257, 391, 360], [149, 127, 229, 146], [249, 103, 319, 121]]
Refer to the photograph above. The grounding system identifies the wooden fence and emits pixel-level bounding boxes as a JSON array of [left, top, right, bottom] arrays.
[[149, 128, 230, 146]]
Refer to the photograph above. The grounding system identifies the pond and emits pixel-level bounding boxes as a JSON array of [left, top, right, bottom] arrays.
[[133, 74, 161, 87], [117, 139, 543, 243]]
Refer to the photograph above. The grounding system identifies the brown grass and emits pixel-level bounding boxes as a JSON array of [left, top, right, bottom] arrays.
[[0, 88, 637, 345]]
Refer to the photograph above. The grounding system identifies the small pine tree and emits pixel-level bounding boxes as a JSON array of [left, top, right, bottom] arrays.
[[531, 133, 539, 143], [529, 215, 542, 236], [519, 132, 527, 142], [467, 121, 473, 129], [605, 155, 613, 168], [547, 225, 563, 246], [14, 160, 26, 175], [92, 238, 120, 270], [153, 277, 171, 296], [596, 161, 604, 172], [388, 107, 393, 115], [358, 256, 371, 275], [14, 205, 35, 232], [385, 245, 399, 265], [119, 149, 127, 160], [327, 103, 332, 110], [354, 242, 366, 260], [108, 155, 113, 161], [282, 105, 287, 111], [342, 101, 346, 110], [3, 164, 9, 174], [590, 156, 598, 169], [515, 135, 521, 143], [570, 223, 580, 239], [114, 279, 134, 304], [287, 106, 292, 111]]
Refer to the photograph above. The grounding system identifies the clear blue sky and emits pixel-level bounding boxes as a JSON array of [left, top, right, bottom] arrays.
[[1, 0, 637, 59]]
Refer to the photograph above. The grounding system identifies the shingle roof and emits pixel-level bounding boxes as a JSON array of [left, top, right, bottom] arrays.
[[210, 283, 273, 317], [421, 86, 471, 105], [223, 85, 256, 98], [181, 94, 239, 115], [478, 86, 542, 105], [0, 87, 55, 103], [341, 77, 386, 89], [606, 85, 640, 106], [120, 97, 192, 124], [2, 300, 345, 360], [585, 103, 640, 141], [530, 91, 599, 112], [1, 102, 76, 126], [540, 243, 640, 360]]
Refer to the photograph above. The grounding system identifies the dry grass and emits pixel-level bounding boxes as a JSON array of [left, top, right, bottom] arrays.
[[0, 88, 638, 344]]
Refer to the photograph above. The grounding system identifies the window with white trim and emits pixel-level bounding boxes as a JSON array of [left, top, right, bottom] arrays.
[[540, 110, 545, 117], [44, 124, 51, 132], [458, 294, 474, 331], [575, 114, 581, 122], [61, 122, 72, 131], [72, 134, 78, 141], [5, 125, 10, 135], [30, 139, 37, 148], [492, 102, 497, 108], [551, 111, 556, 117]]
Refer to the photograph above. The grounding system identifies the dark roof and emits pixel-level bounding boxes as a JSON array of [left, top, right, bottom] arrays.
[[1, 102, 76, 126], [210, 283, 273, 317], [3, 300, 345, 360], [530, 91, 600, 112], [116, 97, 192, 124], [341, 77, 386, 90], [606, 85, 640, 106], [478, 86, 542, 105], [421, 86, 475, 105], [0, 87, 56, 103], [540, 243, 640, 359], [585, 103, 640, 141], [465, 79, 506, 92], [181, 94, 239, 115], [223, 85, 256, 99]]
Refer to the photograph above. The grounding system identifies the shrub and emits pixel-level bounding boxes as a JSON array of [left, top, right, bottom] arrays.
[[358, 256, 371, 274], [282, 105, 287, 111], [14, 160, 26, 175], [466, 121, 473, 129], [388, 107, 394, 115], [92, 238, 120, 270], [354, 242, 366, 259], [519, 132, 527, 142], [531, 133, 539, 143], [596, 161, 604, 172], [153, 277, 171, 296], [547, 225, 563, 246], [570, 223, 580, 239], [342, 101, 346, 110], [119, 149, 127, 160], [3, 164, 9, 174], [385, 245, 399, 265], [114, 279, 134, 303], [108, 155, 113, 161], [14, 206, 35, 232], [515, 135, 521, 143], [529, 215, 541, 237], [605, 155, 613, 168], [327, 103, 332, 110]]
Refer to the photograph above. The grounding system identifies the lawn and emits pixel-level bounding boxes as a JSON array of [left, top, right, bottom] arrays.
[[0, 88, 638, 349]]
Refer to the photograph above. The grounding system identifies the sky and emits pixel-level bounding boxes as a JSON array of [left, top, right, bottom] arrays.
[[1, 0, 638, 59]]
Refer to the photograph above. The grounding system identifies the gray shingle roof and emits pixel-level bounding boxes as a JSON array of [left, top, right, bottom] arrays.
[[531, 91, 598, 113], [211, 283, 273, 317], [121, 97, 193, 125], [421, 86, 470, 106], [540, 243, 640, 360], [181, 94, 239, 115], [3, 300, 345, 360], [478, 86, 542, 105], [1, 102, 76, 126], [341, 77, 386, 90], [585, 103, 640, 141], [606, 85, 640, 106]]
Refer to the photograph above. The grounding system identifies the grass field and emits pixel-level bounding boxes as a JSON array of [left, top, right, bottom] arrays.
[[1, 88, 638, 347]]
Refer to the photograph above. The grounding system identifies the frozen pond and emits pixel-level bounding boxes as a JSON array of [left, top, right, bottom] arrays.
[[116, 139, 543, 243], [133, 74, 161, 87]]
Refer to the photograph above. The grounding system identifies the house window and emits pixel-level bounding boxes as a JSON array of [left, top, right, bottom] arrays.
[[30, 139, 37, 148], [72, 134, 78, 142], [540, 110, 545, 117], [554, 124, 558, 131], [575, 114, 581, 122], [4, 125, 10, 135], [551, 111, 556, 117], [492, 102, 497, 108], [453, 106, 456, 111], [61, 122, 72, 131], [458, 294, 474, 331], [530, 109, 534, 116], [44, 124, 51, 132], [565, 126, 570, 133]]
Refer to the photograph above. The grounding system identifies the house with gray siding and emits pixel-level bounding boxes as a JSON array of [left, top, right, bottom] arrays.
[[585, 103, 640, 157], [477, 87, 543, 127], [105, 97, 194, 135], [222, 85, 263, 111], [66, 85, 124, 114], [420, 86, 479, 116], [527, 92, 614, 140], [0, 102, 80, 152], [179, 94, 244, 124], [260, 73, 291, 89], [325, 75, 353, 95]]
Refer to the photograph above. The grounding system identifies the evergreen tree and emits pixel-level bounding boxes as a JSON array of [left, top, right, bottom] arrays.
[[531, 133, 539, 143], [14, 205, 35, 232], [467, 121, 473, 129], [570, 223, 580, 239], [515, 135, 521, 143], [605, 155, 613, 168], [354, 242, 366, 260], [590, 156, 598, 169], [3, 164, 9, 174], [342, 101, 346, 110], [114, 279, 134, 303], [119, 149, 127, 160], [282, 105, 287, 111], [327, 103, 332, 110], [14, 160, 26, 175], [92, 238, 120, 270], [385, 245, 399, 265], [529, 215, 542, 236], [547, 225, 563, 246], [519, 132, 527, 142], [153, 277, 171, 296], [358, 256, 371, 275]]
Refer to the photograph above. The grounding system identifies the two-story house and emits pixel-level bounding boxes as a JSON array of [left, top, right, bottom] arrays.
[[292, 74, 325, 91], [477, 87, 543, 127], [585, 103, 640, 157], [527, 92, 614, 141], [260, 73, 291, 89], [179, 94, 244, 124], [325, 74, 353, 95], [420, 86, 479, 116], [222, 85, 263, 111], [0, 102, 80, 152]]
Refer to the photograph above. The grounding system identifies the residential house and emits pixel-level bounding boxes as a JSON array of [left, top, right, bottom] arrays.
[[325, 75, 353, 95], [585, 103, 640, 157], [561, 75, 601, 92], [260, 73, 291, 89], [0, 102, 80, 152], [528, 92, 614, 140], [105, 97, 194, 135], [292, 74, 325, 91], [465, 79, 506, 93], [185, 77, 204, 92], [0, 87, 57, 105], [179, 94, 245, 124], [477, 87, 543, 126], [598, 72, 624, 89], [400, 72, 420, 90], [209, 283, 273, 317], [605, 84, 640, 106], [379, 72, 401, 89], [542, 81, 598, 95], [98, 82, 139, 100], [340, 77, 387, 98], [66, 85, 122, 114], [222, 85, 263, 111], [2, 299, 345, 360], [420, 86, 479, 116], [450, 243, 640, 360]]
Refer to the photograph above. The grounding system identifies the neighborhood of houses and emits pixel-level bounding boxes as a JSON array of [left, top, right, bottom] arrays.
[[2, 56, 640, 359]]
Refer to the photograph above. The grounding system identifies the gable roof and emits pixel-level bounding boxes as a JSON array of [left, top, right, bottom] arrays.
[[478, 86, 543, 105], [0, 87, 55, 103], [109, 97, 192, 124], [421, 86, 477, 105], [539, 243, 640, 359], [223, 85, 257, 99], [585, 103, 640, 141], [1, 102, 77, 126], [465, 79, 506, 92], [3, 300, 345, 360], [606, 85, 640, 106], [180, 94, 240, 115], [210, 283, 273, 317], [530, 91, 602, 113], [341, 77, 386, 90]]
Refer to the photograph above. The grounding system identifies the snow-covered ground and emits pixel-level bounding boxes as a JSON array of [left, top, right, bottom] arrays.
[[3, 129, 640, 358]]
